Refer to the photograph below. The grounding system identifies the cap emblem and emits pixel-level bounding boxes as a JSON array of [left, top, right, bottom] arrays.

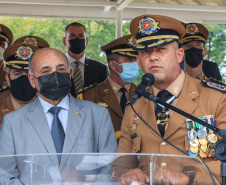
[[15, 46, 33, 60], [186, 24, 199, 35], [23, 37, 38, 46], [138, 17, 160, 35]]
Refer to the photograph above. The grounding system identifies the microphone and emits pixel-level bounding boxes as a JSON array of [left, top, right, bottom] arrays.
[[129, 73, 155, 105]]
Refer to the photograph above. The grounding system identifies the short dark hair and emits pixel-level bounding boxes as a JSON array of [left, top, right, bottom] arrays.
[[65, 22, 86, 34]]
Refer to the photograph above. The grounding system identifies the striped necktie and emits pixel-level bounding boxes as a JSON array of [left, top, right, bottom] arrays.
[[73, 61, 83, 95]]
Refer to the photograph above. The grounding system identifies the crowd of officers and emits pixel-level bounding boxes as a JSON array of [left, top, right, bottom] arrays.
[[0, 14, 225, 185]]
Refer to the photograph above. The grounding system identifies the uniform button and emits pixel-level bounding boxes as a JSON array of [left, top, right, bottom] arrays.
[[161, 142, 166, 146], [134, 146, 137, 150], [161, 162, 167, 167]]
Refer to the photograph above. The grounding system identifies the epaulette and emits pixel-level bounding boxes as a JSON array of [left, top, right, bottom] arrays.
[[0, 86, 9, 93], [201, 80, 226, 93], [209, 77, 226, 86], [77, 83, 98, 95]]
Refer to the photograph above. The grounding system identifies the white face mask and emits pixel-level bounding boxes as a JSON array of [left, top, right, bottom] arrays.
[[0, 47, 5, 61]]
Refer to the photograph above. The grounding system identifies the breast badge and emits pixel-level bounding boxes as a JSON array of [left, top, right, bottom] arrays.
[[185, 115, 217, 158]]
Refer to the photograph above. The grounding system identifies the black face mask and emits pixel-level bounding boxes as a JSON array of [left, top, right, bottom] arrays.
[[37, 71, 71, 101], [184, 47, 203, 68], [9, 75, 37, 101], [68, 37, 86, 54]]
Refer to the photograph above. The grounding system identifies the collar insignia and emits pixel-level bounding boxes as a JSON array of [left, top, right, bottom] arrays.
[[138, 17, 160, 35], [186, 24, 199, 35], [15, 46, 33, 60]]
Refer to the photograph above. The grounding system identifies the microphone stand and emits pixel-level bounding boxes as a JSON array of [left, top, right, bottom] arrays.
[[144, 92, 226, 185]]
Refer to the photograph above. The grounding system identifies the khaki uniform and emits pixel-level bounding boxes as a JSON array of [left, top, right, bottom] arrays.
[[0, 95, 14, 126], [0, 60, 8, 91], [113, 73, 226, 184], [83, 78, 136, 141]]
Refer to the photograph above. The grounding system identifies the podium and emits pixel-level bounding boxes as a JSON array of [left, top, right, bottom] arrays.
[[0, 153, 220, 185]]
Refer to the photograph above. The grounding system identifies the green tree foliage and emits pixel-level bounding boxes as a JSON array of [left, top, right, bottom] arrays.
[[0, 17, 225, 84], [204, 24, 226, 66]]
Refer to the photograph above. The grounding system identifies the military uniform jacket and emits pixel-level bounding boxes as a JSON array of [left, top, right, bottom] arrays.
[[0, 95, 14, 126], [0, 61, 7, 91], [113, 74, 226, 184], [83, 79, 136, 140]]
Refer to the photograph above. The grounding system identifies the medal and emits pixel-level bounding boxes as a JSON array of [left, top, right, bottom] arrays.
[[197, 129, 207, 139], [131, 122, 137, 131], [207, 133, 218, 144], [187, 130, 197, 141], [190, 146, 199, 153], [189, 139, 199, 147]]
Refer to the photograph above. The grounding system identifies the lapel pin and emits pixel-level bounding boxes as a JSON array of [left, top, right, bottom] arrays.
[[76, 111, 79, 115], [189, 92, 196, 98], [104, 89, 109, 93]]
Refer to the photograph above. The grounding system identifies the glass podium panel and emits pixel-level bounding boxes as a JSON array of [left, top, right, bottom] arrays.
[[0, 153, 220, 185]]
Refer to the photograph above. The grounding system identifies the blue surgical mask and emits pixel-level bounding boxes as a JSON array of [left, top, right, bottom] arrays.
[[114, 61, 140, 83]]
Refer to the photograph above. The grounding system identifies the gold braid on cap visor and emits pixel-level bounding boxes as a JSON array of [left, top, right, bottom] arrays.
[[180, 35, 206, 44], [6, 60, 29, 69], [0, 34, 9, 43], [136, 35, 179, 44], [111, 48, 137, 57]]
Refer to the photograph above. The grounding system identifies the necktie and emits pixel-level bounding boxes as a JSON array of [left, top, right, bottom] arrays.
[[49, 106, 65, 162], [120, 87, 127, 113], [155, 90, 175, 137], [73, 61, 83, 95]]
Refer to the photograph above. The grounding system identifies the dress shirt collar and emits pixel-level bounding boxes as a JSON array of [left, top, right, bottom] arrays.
[[108, 76, 131, 93], [38, 95, 70, 114], [66, 53, 85, 65], [152, 70, 185, 97]]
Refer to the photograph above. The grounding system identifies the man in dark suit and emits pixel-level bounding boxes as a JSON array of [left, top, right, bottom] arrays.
[[179, 23, 222, 82], [62, 22, 108, 97]]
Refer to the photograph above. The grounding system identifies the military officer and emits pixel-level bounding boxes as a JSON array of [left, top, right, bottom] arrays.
[[81, 35, 139, 143], [14, 35, 50, 48], [0, 43, 39, 126], [0, 24, 13, 101], [180, 23, 222, 82], [112, 14, 226, 185]]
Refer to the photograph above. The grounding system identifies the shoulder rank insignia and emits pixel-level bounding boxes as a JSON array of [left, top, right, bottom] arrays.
[[115, 131, 121, 140], [98, 102, 108, 108], [77, 83, 97, 95], [76, 93, 83, 100], [209, 77, 226, 86], [201, 80, 226, 93]]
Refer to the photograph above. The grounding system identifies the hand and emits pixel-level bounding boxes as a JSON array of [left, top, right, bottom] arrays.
[[153, 168, 189, 185], [120, 168, 150, 185]]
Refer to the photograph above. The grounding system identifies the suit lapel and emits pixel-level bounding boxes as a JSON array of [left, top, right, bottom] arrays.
[[60, 95, 86, 166], [27, 98, 58, 166], [164, 75, 199, 139], [84, 57, 90, 87], [100, 80, 123, 118]]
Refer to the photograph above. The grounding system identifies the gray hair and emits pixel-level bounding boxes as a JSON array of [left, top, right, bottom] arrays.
[[28, 48, 70, 76]]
